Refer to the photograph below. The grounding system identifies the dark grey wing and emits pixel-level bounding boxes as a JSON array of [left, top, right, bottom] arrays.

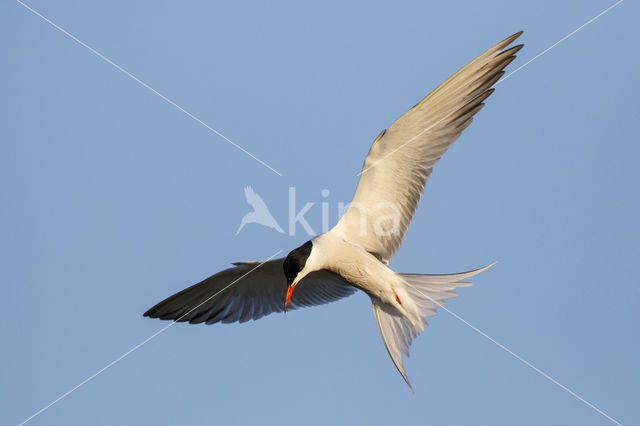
[[143, 258, 356, 325]]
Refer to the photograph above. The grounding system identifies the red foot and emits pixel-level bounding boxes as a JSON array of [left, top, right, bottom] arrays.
[[391, 288, 401, 304]]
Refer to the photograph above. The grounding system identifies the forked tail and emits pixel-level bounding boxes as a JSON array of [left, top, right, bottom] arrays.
[[372, 263, 495, 389]]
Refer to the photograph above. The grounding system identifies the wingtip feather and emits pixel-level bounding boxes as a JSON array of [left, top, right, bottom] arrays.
[[503, 31, 524, 46]]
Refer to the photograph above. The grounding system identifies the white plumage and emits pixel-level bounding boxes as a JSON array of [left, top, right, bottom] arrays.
[[145, 32, 523, 388]]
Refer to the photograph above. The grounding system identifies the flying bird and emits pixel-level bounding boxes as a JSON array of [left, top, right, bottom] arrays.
[[236, 186, 285, 235], [144, 32, 523, 388]]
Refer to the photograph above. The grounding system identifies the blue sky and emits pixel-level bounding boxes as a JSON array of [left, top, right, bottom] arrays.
[[1, 1, 638, 425]]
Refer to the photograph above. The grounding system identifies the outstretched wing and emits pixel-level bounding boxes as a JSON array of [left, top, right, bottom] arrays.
[[143, 258, 356, 324], [334, 32, 523, 263]]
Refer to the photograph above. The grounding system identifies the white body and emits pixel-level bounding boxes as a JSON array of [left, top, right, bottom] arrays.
[[305, 232, 414, 316], [296, 230, 489, 388], [145, 32, 523, 388]]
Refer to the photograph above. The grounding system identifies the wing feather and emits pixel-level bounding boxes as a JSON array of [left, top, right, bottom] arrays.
[[143, 258, 356, 324], [334, 32, 523, 262]]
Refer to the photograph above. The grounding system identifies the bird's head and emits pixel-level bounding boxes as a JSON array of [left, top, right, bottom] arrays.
[[283, 240, 314, 312]]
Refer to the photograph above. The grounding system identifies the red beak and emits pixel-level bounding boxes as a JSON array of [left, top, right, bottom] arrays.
[[284, 282, 297, 313]]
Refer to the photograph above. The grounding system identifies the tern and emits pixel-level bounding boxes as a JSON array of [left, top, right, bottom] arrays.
[[144, 32, 523, 388]]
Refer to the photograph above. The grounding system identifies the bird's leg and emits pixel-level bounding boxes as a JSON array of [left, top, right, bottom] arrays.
[[391, 287, 401, 305]]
